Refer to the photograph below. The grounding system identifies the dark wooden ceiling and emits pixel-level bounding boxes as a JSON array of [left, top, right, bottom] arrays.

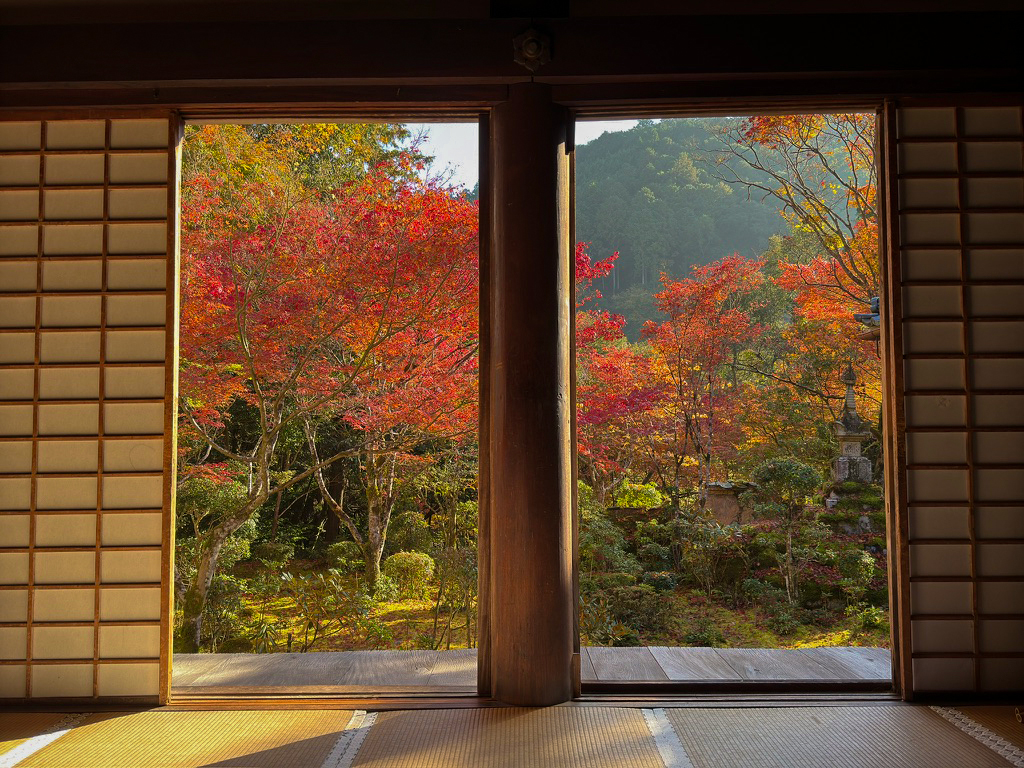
[[0, 0, 1021, 24], [0, 1, 1020, 112]]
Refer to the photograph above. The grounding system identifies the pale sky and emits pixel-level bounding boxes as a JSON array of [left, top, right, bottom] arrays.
[[405, 120, 640, 191]]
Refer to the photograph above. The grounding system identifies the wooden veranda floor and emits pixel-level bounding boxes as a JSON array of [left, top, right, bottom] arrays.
[[171, 646, 891, 695]]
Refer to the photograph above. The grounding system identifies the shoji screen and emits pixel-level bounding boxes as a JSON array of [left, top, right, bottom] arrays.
[[0, 115, 178, 701], [894, 103, 1024, 695]]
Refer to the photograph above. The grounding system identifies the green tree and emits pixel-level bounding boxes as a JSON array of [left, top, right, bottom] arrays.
[[744, 458, 822, 603]]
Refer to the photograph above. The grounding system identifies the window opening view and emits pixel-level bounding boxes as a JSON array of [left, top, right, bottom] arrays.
[[172, 122, 480, 695], [574, 114, 891, 688]]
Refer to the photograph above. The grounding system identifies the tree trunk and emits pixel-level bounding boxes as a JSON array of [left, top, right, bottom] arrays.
[[363, 545, 383, 587], [785, 525, 796, 604], [361, 450, 396, 589], [179, 534, 226, 652], [178, 492, 266, 652], [270, 491, 282, 541]]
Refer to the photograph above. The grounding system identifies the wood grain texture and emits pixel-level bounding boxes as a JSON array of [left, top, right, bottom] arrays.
[[580, 647, 597, 681], [881, 100, 914, 700], [427, 649, 477, 688], [586, 647, 668, 681], [2, 15, 1021, 89], [171, 646, 894, 690], [709, 649, 840, 681], [487, 82, 574, 706], [475, 111, 491, 699], [171, 651, 479, 691], [805, 647, 893, 681], [647, 646, 740, 681]]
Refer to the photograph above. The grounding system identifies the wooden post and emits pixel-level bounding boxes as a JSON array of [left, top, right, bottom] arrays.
[[488, 82, 574, 706]]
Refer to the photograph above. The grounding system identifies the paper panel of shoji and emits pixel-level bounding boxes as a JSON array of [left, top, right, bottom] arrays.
[[897, 103, 1024, 694], [0, 115, 176, 701]]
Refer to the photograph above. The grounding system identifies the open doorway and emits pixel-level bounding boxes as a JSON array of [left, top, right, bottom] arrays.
[[573, 113, 893, 690], [170, 121, 482, 696]]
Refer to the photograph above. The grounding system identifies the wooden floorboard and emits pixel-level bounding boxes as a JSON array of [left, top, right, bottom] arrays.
[[711, 648, 842, 681], [427, 649, 477, 687], [580, 648, 597, 681], [175, 654, 253, 687], [646, 646, 740, 681], [174, 684, 477, 696], [333, 650, 439, 686], [586, 646, 669, 681], [172, 646, 892, 690], [805, 647, 892, 681]]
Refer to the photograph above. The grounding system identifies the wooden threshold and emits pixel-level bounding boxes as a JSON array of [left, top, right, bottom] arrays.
[[582, 679, 895, 695], [172, 684, 476, 697], [572, 692, 903, 707]]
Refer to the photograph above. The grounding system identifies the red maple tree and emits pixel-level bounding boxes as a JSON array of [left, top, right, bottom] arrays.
[[177, 136, 478, 648]]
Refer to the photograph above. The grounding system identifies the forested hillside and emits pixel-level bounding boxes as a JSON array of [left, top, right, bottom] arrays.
[[575, 118, 787, 333]]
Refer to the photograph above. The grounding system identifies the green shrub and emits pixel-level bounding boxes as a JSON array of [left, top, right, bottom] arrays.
[[674, 511, 748, 597], [582, 571, 637, 592], [579, 593, 633, 647], [613, 630, 642, 647], [837, 547, 876, 604], [846, 601, 887, 630], [201, 573, 250, 652], [766, 605, 801, 635], [373, 573, 400, 602], [613, 481, 667, 509], [250, 540, 294, 567], [742, 578, 785, 603], [605, 584, 670, 634], [382, 551, 435, 600], [326, 540, 364, 573], [578, 482, 640, 575], [684, 617, 726, 647], [634, 519, 673, 571], [384, 511, 433, 558], [641, 571, 678, 592]]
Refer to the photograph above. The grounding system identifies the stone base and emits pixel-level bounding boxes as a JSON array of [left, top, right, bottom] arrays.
[[833, 456, 872, 484]]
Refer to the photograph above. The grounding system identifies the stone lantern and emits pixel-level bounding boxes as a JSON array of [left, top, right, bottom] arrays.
[[833, 364, 873, 483]]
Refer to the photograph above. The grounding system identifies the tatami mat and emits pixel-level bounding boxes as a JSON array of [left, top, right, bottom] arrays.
[[16, 710, 354, 768], [0, 714, 70, 758], [666, 706, 1014, 768], [3, 704, 1020, 768], [351, 708, 664, 768], [958, 707, 1024, 750]]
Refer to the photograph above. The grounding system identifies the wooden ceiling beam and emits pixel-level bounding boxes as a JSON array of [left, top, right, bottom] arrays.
[[1, 13, 1020, 94]]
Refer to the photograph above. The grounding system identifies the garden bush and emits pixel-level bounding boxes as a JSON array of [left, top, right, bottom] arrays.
[[579, 481, 641, 575], [633, 519, 674, 571], [613, 481, 667, 509], [581, 571, 637, 593], [326, 540, 364, 573], [373, 573, 400, 602], [641, 571, 678, 592], [605, 584, 670, 634], [382, 551, 435, 599], [674, 511, 748, 597], [250, 540, 295, 567], [384, 511, 433, 558], [765, 604, 801, 635], [684, 616, 726, 647], [579, 593, 632, 647]]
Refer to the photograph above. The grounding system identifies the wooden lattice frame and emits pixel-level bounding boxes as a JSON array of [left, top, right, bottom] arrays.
[[0, 111, 179, 701]]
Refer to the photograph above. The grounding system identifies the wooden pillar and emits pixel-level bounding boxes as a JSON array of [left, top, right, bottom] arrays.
[[488, 82, 574, 706]]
